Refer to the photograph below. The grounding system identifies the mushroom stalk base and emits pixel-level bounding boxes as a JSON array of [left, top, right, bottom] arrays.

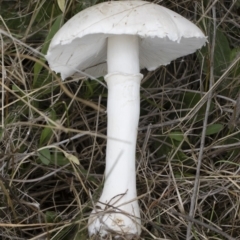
[[88, 73, 142, 239]]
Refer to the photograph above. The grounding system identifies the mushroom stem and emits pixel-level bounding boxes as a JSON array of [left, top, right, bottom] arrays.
[[88, 35, 143, 238], [107, 35, 140, 74], [103, 73, 142, 202]]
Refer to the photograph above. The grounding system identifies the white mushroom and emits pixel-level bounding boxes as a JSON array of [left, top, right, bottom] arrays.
[[46, 1, 207, 239]]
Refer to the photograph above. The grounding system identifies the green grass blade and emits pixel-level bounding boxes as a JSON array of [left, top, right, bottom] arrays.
[[33, 14, 63, 87]]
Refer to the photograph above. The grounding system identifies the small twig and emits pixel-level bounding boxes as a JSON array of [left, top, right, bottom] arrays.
[[171, 210, 236, 240], [0, 33, 5, 132], [9, 165, 68, 183], [139, 117, 189, 131], [87, 95, 102, 179], [197, 0, 218, 24], [229, 93, 240, 129], [51, 133, 87, 146], [186, 4, 217, 239]]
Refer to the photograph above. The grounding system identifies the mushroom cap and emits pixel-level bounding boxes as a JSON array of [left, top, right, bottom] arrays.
[[46, 1, 207, 79]]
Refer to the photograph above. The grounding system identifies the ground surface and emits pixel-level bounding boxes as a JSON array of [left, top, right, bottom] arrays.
[[0, 0, 240, 239]]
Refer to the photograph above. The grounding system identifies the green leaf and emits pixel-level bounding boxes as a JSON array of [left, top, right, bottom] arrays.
[[41, 14, 63, 57], [33, 14, 63, 87], [38, 148, 51, 165], [236, 0, 240, 7], [230, 48, 240, 78], [182, 92, 201, 108], [12, 84, 25, 97], [180, 92, 203, 118], [205, 124, 223, 135], [45, 211, 58, 223], [198, 28, 232, 76], [0, 128, 3, 141], [12, 84, 19, 92], [169, 131, 184, 142], [213, 30, 231, 76], [39, 127, 53, 146], [39, 109, 56, 146], [180, 92, 214, 122], [176, 151, 188, 162], [50, 152, 69, 166], [38, 145, 79, 166]]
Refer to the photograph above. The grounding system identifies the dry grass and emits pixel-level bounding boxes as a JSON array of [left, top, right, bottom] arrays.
[[0, 0, 240, 239]]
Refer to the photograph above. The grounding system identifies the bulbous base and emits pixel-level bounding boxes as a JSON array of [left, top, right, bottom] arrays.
[[88, 199, 141, 239]]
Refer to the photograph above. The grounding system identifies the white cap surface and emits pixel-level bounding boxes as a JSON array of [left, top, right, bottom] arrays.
[[46, 1, 207, 79]]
